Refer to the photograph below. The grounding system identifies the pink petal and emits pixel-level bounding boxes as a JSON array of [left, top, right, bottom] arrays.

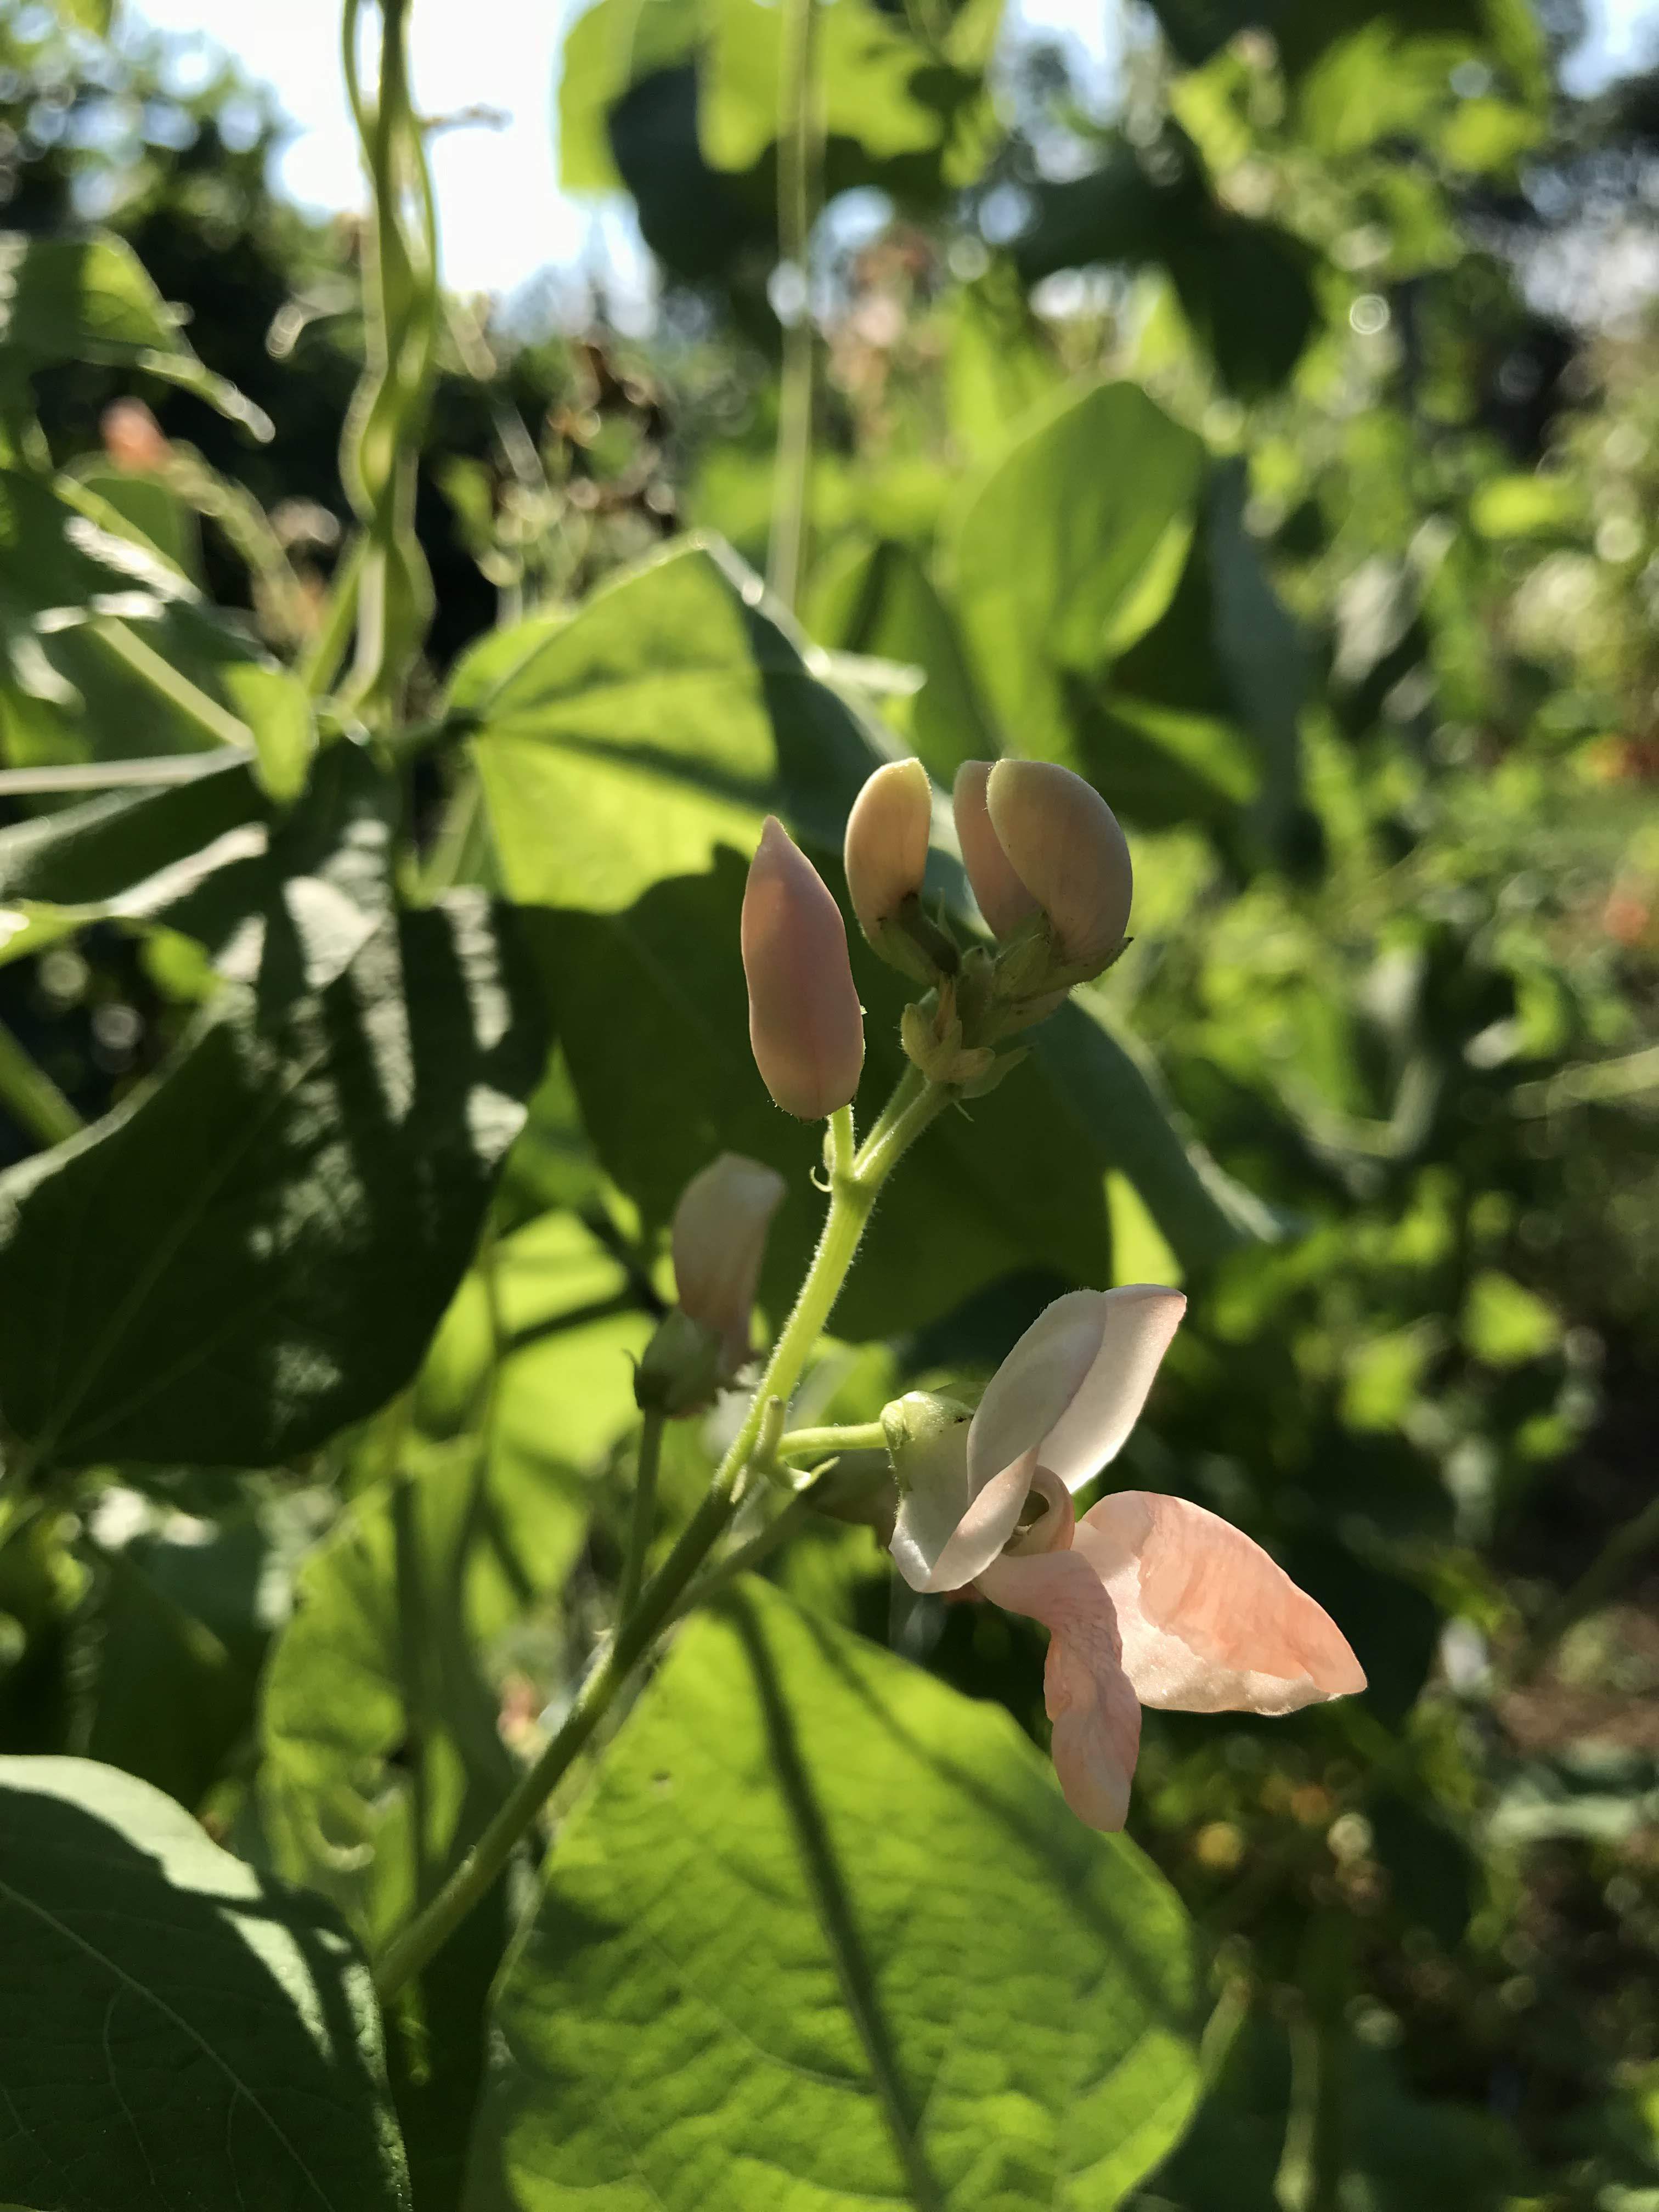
[[979, 1549, 1142, 1831], [1073, 1493, 1367, 1716], [890, 1449, 1036, 1594], [968, 1286, 1186, 1497]]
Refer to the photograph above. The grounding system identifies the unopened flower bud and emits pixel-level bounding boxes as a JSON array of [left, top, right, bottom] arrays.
[[952, 761, 1040, 940], [672, 1153, 786, 1381], [741, 817, 866, 1120], [844, 759, 950, 981], [101, 399, 170, 475], [986, 759, 1132, 971]]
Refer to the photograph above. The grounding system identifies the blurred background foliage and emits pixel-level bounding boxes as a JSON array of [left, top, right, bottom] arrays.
[[0, 0, 1657, 2203]]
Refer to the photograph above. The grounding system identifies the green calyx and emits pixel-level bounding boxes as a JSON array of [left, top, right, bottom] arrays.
[[879, 1390, 973, 1496], [634, 1308, 726, 1418]]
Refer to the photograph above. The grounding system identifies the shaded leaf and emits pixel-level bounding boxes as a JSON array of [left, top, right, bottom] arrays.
[[0, 231, 270, 437], [476, 1579, 1200, 2209], [0, 471, 286, 768], [0, 891, 547, 1469], [950, 381, 1205, 768], [0, 1754, 409, 2212]]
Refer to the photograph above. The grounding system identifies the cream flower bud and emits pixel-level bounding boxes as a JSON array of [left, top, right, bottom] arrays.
[[670, 1153, 786, 1382], [741, 816, 865, 1120], [985, 759, 1132, 970], [952, 760, 1040, 941], [845, 760, 958, 984], [844, 758, 932, 957]]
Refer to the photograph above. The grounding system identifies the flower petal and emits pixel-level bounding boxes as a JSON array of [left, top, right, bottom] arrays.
[[969, 1286, 1186, 1497], [979, 1549, 1142, 1830], [1073, 1492, 1367, 1715], [890, 1448, 1036, 1594], [967, 1290, 1105, 1491]]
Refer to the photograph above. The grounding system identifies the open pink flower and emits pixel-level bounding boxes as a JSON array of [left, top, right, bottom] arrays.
[[887, 1286, 1365, 1830]]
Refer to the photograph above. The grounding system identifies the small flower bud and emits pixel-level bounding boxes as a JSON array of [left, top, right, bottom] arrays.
[[101, 399, 170, 475], [952, 761, 1040, 941], [671, 1152, 786, 1381], [741, 816, 866, 1120], [985, 759, 1132, 972], [844, 759, 949, 981], [845, 759, 930, 937]]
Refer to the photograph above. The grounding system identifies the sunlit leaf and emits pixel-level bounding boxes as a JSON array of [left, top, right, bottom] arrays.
[[464, 537, 878, 915], [950, 381, 1205, 768], [476, 1580, 1200, 2210]]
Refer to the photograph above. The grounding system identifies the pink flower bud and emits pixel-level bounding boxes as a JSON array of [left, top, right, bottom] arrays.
[[671, 1153, 787, 1381], [741, 816, 865, 1120], [986, 759, 1132, 970], [843, 759, 932, 944], [952, 761, 1040, 941], [101, 399, 170, 475]]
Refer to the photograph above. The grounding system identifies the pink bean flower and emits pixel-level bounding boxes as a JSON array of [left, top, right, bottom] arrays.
[[887, 1287, 1365, 1830]]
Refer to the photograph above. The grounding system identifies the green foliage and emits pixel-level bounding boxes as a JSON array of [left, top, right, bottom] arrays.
[[0, 230, 270, 438], [0, 1754, 409, 2211], [0, 2, 1652, 2208], [0, 842, 548, 1466], [478, 1579, 1201, 2209]]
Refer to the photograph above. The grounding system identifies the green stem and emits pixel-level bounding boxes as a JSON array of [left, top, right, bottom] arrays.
[[618, 1409, 665, 1622], [673, 1457, 847, 1618], [302, 532, 366, 698], [765, 0, 821, 611], [372, 1088, 943, 2000], [776, 1421, 888, 1460], [0, 1022, 82, 1149]]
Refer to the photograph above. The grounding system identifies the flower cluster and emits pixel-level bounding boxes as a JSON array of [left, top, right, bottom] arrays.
[[739, 754, 1136, 1118], [724, 751, 1364, 1832]]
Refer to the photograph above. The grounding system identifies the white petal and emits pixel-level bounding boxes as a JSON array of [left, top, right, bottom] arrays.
[[979, 1549, 1142, 1830], [890, 1449, 1036, 1594], [967, 1290, 1107, 1493], [1073, 1492, 1368, 1716], [969, 1285, 1185, 1498]]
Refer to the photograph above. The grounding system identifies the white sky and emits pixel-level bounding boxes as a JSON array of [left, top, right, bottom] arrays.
[[126, 0, 1659, 301]]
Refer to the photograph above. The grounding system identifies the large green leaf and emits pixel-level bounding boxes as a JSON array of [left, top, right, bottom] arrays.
[[807, 534, 1002, 781], [1084, 464, 1308, 855], [475, 1580, 1200, 2209], [0, 891, 547, 1469], [0, 752, 262, 903], [462, 535, 881, 913], [702, 0, 997, 190], [261, 1211, 649, 2210], [0, 739, 379, 978], [0, 231, 270, 437], [0, 471, 294, 769], [262, 1210, 650, 1946], [950, 382, 1205, 769], [558, 0, 996, 217], [557, 0, 702, 193], [0, 1754, 408, 2212]]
